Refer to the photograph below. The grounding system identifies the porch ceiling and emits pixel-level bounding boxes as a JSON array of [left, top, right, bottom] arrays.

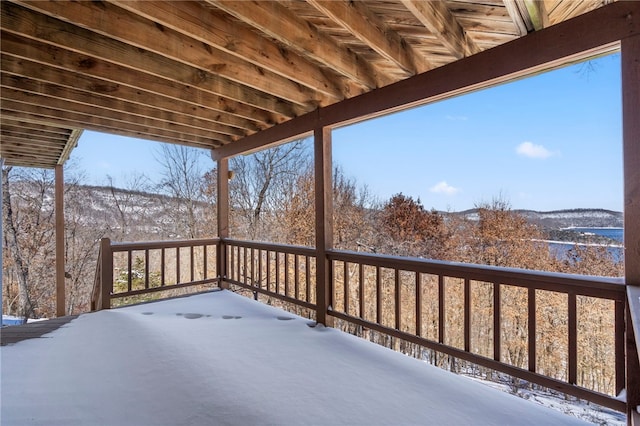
[[0, 0, 623, 168]]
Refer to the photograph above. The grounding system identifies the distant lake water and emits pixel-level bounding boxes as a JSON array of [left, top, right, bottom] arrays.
[[566, 227, 624, 243], [550, 227, 624, 261]]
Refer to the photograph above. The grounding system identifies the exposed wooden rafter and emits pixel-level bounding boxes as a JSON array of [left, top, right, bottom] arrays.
[[305, 0, 431, 76], [401, 0, 481, 59], [210, 0, 386, 89]]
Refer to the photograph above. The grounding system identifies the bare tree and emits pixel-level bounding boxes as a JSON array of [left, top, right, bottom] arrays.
[[106, 172, 151, 239], [230, 139, 310, 240], [2, 165, 36, 319], [155, 144, 210, 238]]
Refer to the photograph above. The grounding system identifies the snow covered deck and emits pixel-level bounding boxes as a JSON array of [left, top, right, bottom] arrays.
[[2, 290, 589, 425]]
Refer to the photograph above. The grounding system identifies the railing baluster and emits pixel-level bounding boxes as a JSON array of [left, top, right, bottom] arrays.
[[251, 248, 255, 288], [615, 299, 625, 395], [266, 251, 271, 293], [176, 247, 180, 285], [395, 268, 401, 331], [236, 245, 241, 283], [305, 255, 310, 302], [144, 249, 150, 289], [161, 248, 166, 286], [285, 253, 290, 297], [258, 249, 264, 291], [376, 266, 382, 325], [203, 244, 208, 280], [494, 282, 501, 362], [344, 261, 349, 315], [528, 287, 536, 372], [190, 246, 195, 283], [359, 263, 364, 319], [568, 292, 577, 385], [464, 278, 470, 353], [415, 271, 421, 337], [127, 249, 132, 292], [295, 254, 300, 300], [275, 252, 280, 294], [438, 275, 445, 345]]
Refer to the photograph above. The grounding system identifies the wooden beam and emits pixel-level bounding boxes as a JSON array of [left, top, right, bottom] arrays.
[[217, 157, 229, 289], [314, 126, 334, 326], [59, 128, 82, 166], [54, 164, 65, 317], [503, 0, 529, 35], [306, 0, 431, 75], [523, 0, 549, 31], [401, 0, 481, 59], [622, 32, 640, 421], [211, 0, 384, 89], [213, 1, 636, 159], [109, 0, 346, 102]]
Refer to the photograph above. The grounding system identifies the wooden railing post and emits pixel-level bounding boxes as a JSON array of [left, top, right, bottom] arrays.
[[217, 157, 229, 289], [314, 126, 334, 326], [100, 237, 112, 310]]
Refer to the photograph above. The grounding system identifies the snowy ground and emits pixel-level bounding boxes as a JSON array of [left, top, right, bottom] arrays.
[[2, 290, 590, 426]]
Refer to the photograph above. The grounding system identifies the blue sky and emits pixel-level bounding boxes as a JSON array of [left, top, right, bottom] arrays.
[[71, 54, 622, 212]]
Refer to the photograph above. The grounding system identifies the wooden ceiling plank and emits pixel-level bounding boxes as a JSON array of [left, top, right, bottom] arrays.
[[0, 88, 234, 144], [1, 72, 246, 138], [109, 0, 346, 102], [1, 127, 71, 142], [1, 100, 226, 148], [1, 134, 67, 149], [1, 144, 64, 158], [210, 0, 385, 89], [0, 32, 271, 129], [306, 0, 431, 75], [2, 108, 218, 151], [0, 154, 58, 168], [1, 123, 71, 139], [401, 0, 481, 59], [13, 0, 318, 110]]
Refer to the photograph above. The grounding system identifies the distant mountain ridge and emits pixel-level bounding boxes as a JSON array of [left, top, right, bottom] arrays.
[[450, 208, 624, 229]]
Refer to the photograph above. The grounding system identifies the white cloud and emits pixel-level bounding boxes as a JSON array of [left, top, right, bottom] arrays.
[[430, 181, 460, 195], [516, 141, 556, 159]]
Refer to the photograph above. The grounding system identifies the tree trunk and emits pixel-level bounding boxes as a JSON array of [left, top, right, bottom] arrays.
[[2, 166, 35, 319]]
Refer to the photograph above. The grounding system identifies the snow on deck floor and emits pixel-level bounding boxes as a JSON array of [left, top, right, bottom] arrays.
[[1, 290, 589, 426]]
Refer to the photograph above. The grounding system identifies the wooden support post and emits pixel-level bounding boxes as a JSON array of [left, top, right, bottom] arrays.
[[622, 33, 640, 425], [217, 157, 229, 289], [54, 164, 65, 317], [99, 237, 112, 310], [314, 126, 334, 326]]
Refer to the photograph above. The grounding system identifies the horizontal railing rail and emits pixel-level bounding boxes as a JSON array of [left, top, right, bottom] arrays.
[[91, 237, 220, 309], [224, 239, 317, 311], [326, 249, 626, 412]]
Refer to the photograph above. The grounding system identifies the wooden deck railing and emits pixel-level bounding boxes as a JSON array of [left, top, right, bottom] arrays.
[[92, 237, 635, 415], [326, 249, 626, 412], [91, 237, 220, 309], [224, 239, 317, 311]]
